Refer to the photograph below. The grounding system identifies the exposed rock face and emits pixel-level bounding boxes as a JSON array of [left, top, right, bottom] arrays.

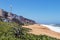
[[19, 16, 36, 24], [0, 9, 36, 24]]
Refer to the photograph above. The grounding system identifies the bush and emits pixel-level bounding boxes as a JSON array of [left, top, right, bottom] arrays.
[[0, 21, 60, 40]]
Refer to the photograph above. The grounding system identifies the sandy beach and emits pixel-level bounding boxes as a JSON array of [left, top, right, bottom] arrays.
[[23, 24, 60, 39]]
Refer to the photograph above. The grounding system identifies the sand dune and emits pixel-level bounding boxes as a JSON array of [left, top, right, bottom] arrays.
[[22, 24, 60, 39]]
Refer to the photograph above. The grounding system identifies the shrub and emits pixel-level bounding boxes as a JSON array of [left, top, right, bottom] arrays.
[[0, 21, 60, 40]]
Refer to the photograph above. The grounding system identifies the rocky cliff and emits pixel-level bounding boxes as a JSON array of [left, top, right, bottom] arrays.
[[0, 9, 36, 25]]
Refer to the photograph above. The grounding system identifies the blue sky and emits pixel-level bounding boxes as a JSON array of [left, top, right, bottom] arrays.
[[0, 0, 60, 24]]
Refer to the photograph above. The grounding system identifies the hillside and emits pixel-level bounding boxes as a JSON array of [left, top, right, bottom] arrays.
[[0, 9, 36, 25], [0, 21, 60, 40]]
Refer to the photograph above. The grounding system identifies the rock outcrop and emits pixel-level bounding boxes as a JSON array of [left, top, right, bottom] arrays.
[[0, 9, 36, 24]]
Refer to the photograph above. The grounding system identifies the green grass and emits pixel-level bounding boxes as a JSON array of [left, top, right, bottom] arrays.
[[0, 21, 60, 40]]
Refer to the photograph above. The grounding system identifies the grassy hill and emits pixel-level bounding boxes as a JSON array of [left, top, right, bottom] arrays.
[[0, 21, 60, 40]]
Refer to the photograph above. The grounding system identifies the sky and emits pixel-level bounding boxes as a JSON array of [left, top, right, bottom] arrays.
[[0, 0, 60, 24]]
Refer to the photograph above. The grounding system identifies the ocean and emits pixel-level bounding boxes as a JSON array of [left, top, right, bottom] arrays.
[[41, 24, 60, 33]]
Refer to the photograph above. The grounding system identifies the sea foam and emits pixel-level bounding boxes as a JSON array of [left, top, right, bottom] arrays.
[[41, 24, 60, 33]]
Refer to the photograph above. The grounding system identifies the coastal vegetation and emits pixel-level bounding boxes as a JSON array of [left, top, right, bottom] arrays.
[[0, 21, 60, 40]]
